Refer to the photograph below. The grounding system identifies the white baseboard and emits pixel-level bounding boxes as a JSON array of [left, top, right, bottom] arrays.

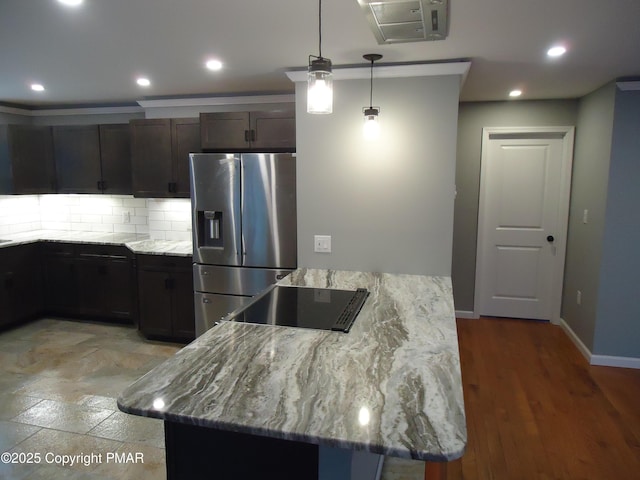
[[559, 318, 592, 363], [590, 355, 640, 369], [455, 310, 479, 319], [559, 318, 640, 369]]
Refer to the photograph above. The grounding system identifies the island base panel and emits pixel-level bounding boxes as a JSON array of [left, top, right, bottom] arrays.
[[425, 461, 448, 480], [164, 421, 319, 480]]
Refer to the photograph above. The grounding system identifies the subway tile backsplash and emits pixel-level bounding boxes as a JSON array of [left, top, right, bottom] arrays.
[[0, 194, 191, 240]]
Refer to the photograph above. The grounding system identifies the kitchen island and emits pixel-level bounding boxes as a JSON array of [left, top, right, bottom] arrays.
[[118, 268, 466, 479]]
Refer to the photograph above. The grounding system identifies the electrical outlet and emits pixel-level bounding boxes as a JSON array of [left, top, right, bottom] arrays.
[[576, 290, 582, 305], [583, 209, 589, 224], [122, 211, 131, 224], [314, 235, 331, 253]]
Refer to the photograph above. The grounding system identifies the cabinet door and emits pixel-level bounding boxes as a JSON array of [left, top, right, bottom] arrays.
[[42, 256, 77, 315], [7, 244, 43, 323], [99, 124, 132, 194], [131, 119, 173, 198], [103, 256, 134, 319], [171, 118, 200, 198], [250, 111, 296, 151], [200, 112, 250, 151], [53, 125, 102, 193], [8, 125, 56, 194], [0, 248, 10, 326], [76, 255, 133, 320], [172, 270, 195, 341], [137, 268, 174, 337]]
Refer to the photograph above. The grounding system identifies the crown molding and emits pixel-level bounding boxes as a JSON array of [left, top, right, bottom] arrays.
[[137, 94, 295, 109], [286, 61, 471, 83], [0, 104, 143, 117], [617, 81, 640, 91]]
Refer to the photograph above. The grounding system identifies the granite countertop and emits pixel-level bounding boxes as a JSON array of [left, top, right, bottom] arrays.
[[117, 268, 467, 462], [0, 230, 193, 257]]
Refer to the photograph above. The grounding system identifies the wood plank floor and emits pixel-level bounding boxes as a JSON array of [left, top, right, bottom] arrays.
[[445, 317, 640, 480]]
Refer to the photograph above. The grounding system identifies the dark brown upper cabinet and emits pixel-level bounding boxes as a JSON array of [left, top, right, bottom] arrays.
[[0, 124, 56, 195], [99, 124, 132, 194], [200, 110, 295, 152], [53, 124, 132, 194], [172, 118, 201, 197], [131, 118, 200, 198], [53, 125, 102, 193]]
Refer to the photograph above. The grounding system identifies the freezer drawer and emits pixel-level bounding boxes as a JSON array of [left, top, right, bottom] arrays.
[[193, 264, 291, 296], [194, 292, 251, 337]]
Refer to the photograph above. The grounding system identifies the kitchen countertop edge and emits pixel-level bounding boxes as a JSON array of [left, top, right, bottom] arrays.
[[0, 230, 193, 257]]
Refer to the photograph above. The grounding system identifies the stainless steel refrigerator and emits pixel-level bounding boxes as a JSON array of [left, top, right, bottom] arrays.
[[190, 153, 297, 336]]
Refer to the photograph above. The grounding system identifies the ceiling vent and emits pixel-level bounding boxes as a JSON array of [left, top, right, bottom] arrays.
[[358, 0, 449, 44]]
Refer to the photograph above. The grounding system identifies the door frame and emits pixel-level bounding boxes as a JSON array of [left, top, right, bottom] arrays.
[[474, 126, 575, 324]]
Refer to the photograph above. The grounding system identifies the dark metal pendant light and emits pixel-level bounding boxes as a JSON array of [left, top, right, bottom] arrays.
[[363, 53, 382, 139], [307, 0, 333, 114]]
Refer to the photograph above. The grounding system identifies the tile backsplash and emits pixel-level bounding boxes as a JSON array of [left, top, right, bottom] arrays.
[[0, 194, 192, 240]]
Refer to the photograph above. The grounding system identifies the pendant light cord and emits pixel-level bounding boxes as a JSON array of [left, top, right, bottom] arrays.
[[369, 59, 374, 108], [318, 0, 323, 58]]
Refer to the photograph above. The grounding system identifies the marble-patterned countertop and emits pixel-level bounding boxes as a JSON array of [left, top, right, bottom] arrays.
[[125, 239, 192, 257], [117, 268, 467, 461], [0, 230, 193, 257]]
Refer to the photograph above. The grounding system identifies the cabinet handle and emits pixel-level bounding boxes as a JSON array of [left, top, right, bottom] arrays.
[[102, 181, 107, 191], [244, 130, 250, 142], [164, 278, 175, 290]]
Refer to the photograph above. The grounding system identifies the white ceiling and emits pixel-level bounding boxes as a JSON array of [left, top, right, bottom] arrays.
[[1, 0, 639, 108]]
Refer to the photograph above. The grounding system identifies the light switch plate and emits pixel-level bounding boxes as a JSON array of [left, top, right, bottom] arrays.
[[314, 235, 332, 253]]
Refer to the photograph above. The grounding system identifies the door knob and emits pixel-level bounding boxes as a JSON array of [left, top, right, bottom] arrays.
[[547, 235, 555, 242]]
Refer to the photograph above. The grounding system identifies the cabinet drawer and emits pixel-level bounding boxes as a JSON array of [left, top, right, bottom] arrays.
[[40, 242, 75, 257], [137, 254, 193, 272], [76, 243, 130, 259]]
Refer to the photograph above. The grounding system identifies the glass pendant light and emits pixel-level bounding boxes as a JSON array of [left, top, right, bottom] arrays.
[[307, 0, 333, 114], [362, 54, 382, 139]]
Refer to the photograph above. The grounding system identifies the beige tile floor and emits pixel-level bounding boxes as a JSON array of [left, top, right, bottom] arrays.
[[0, 318, 424, 479]]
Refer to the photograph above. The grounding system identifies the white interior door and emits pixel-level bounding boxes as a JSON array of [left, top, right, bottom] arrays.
[[475, 127, 574, 322]]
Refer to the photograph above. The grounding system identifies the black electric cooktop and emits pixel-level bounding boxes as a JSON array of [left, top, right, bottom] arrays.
[[230, 286, 369, 333]]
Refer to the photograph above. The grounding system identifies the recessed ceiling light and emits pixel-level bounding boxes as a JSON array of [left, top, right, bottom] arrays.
[[136, 77, 151, 87], [547, 45, 567, 58], [57, 0, 84, 6], [509, 89, 522, 98], [31, 84, 45, 92], [205, 59, 223, 71]]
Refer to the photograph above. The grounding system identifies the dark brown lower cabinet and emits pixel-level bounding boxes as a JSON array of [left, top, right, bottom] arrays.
[[41, 242, 77, 315], [0, 243, 43, 328], [136, 254, 195, 342], [41, 242, 135, 322], [75, 245, 135, 320]]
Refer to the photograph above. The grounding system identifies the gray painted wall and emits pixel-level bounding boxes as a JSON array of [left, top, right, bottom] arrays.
[[561, 83, 616, 351], [453, 100, 579, 311], [295, 75, 461, 275], [593, 88, 640, 357]]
